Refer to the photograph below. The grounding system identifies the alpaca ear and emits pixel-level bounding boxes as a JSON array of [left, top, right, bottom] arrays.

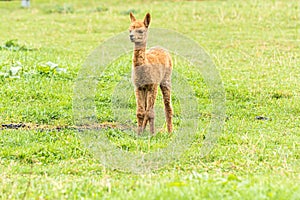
[[130, 12, 136, 22], [143, 13, 151, 28]]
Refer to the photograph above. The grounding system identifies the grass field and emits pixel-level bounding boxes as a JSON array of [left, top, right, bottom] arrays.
[[0, 0, 299, 199]]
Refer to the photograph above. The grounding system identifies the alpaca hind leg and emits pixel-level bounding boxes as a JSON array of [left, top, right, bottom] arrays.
[[160, 85, 173, 133]]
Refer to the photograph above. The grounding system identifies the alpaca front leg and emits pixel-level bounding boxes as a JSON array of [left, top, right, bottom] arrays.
[[135, 88, 146, 134], [148, 108, 155, 134], [142, 84, 158, 135]]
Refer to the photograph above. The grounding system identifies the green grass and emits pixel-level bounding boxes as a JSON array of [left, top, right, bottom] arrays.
[[0, 0, 299, 199]]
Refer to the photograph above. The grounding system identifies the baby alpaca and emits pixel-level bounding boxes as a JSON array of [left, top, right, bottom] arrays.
[[129, 12, 173, 135]]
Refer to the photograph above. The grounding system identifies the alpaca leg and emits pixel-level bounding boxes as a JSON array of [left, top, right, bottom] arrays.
[[135, 88, 147, 134], [160, 84, 173, 133], [142, 84, 158, 134]]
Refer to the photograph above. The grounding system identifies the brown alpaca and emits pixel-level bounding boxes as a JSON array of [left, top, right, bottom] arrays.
[[129, 12, 173, 135]]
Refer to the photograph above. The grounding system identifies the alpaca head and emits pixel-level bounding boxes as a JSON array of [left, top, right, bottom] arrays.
[[129, 12, 151, 44]]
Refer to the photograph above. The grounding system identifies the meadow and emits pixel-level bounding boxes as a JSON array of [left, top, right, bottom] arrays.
[[0, 0, 299, 199]]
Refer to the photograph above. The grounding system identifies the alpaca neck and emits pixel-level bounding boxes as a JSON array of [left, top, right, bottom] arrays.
[[133, 42, 146, 67]]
